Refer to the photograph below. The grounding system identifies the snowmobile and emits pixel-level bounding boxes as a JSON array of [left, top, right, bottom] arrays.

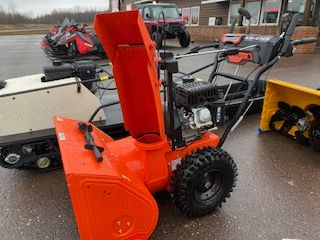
[[40, 18, 70, 49], [41, 19, 106, 59], [0, 60, 127, 172]]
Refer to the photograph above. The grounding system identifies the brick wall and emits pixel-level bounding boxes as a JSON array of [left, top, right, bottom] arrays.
[[187, 26, 229, 41], [292, 26, 319, 54], [234, 26, 278, 35]]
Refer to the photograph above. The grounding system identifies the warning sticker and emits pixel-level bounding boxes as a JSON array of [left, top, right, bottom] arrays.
[[58, 132, 66, 141]]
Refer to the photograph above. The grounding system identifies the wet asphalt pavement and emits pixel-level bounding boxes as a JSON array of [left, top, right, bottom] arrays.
[[0, 35, 319, 240]]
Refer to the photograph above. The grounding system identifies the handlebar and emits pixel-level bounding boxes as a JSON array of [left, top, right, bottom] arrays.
[[218, 53, 281, 147], [291, 37, 317, 46], [187, 43, 219, 54], [285, 13, 299, 37], [280, 13, 299, 54]]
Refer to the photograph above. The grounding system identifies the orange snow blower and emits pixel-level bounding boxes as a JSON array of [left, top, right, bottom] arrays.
[[54, 11, 238, 240]]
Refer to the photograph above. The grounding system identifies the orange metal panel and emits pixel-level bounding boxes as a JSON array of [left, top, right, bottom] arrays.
[[94, 11, 165, 141], [54, 117, 158, 240]]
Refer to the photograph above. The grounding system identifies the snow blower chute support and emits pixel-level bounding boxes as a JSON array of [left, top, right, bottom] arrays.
[[54, 11, 237, 240]]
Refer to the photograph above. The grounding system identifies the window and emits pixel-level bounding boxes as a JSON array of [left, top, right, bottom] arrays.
[[244, 1, 261, 25], [143, 7, 151, 19], [260, 0, 282, 25], [152, 6, 180, 19], [182, 7, 191, 25], [126, 4, 132, 11], [287, 0, 306, 13], [191, 6, 200, 26], [287, 0, 306, 22], [228, 2, 241, 25], [111, 0, 119, 12]]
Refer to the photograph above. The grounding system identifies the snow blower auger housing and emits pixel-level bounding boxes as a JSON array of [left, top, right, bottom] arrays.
[[260, 80, 320, 152], [54, 11, 237, 240]]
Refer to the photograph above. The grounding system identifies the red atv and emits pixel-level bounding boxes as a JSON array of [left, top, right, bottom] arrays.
[[138, 3, 191, 48]]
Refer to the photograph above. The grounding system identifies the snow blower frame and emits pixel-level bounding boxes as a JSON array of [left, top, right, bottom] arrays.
[[51, 9, 316, 240]]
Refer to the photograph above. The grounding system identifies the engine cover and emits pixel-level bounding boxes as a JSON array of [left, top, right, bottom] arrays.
[[175, 81, 217, 109]]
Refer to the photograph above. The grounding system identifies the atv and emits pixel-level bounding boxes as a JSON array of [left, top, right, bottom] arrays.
[[137, 3, 191, 48], [41, 19, 106, 59]]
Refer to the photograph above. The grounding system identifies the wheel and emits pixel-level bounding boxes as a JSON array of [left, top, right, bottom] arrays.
[[179, 31, 191, 48], [170, 147, 237, 217], [67, 41, 77, 58], [151, 31, 163, 49]]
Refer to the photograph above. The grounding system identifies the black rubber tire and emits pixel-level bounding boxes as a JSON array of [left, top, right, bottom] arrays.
[[179, 31, 191, 48], [170, 147, 237, 217], [152, 31, 163, 49]]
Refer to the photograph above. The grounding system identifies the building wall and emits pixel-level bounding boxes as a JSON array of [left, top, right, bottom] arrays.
[[161, 0, 229, 26], [120, 0, 319, 53], [292, 26, 319, 53], [121, 0, 230, 25], [199, 2, 230, 26]]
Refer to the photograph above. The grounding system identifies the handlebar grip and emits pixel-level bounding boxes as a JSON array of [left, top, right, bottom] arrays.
[[222, 48, 240, 56], [285, 13, 299, 37], [291, 37, 317, 46], [188, 46, 201, 54], [91, 145, 103, 162], [238, 7, 251, 20]]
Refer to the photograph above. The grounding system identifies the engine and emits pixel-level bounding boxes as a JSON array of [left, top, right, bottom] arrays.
[[174, 81, 225, 143]]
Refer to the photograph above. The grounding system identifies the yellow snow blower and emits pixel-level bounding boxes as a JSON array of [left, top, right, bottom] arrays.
[[260, 79, 320, 151]]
